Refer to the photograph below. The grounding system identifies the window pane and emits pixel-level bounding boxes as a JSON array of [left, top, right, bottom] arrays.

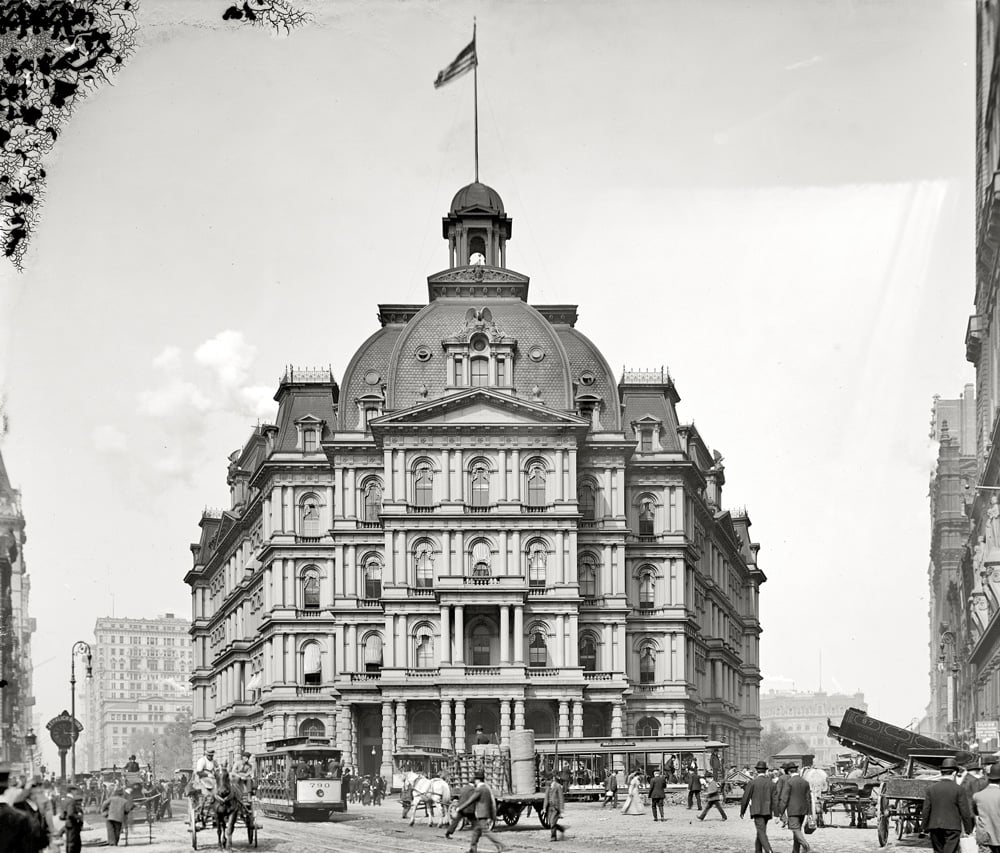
[[471, 358, 488, 386], [639, 500, 655, 536], [496, 358, 506, 386], [472, 628, 491, 665], [303, 574, 320, 608], [301, 501, 321, 536], [580, 487, 595, 521], [640, 430, 652, 452], [416, 636, 434, 668], [471, 465, 490, 506], [364, 483, 382, 521], [529, 631, 547, 667], [529, 546, 546, 587], [414, 466, 434, 507], [304, 430, 317, 451], [415, 547, 434, 588], [581, 637, 597, 672], [527, 466, 546, 507], [640, 648, 655, 683], [365, 563, 382, 599], [580, 562, 597, 597], [639, 574, 654, 607]]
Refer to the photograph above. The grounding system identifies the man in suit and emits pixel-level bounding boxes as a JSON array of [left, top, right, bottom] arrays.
[[778, 763, 813, 853], [687, 764, 703, 810], [740, 760, 776, 853], [961, 762, 988, 810], [601, 769, 619, 809], [648, 769, 667, 822], [973, 762, 1000, 852], [542, 775, 567, 841], [454, 769, 509, 853], [921, 757, 974, 853], [101, 786, 134, 846], [773, 763, 791, 828], [444, 779, 477, 839]]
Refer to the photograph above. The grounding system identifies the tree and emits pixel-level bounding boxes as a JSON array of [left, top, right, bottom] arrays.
[[759, 724, 793, 761], [125, 711, 192, 780]]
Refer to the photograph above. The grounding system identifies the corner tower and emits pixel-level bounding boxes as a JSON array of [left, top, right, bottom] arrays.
[[442, 182, 512, 268]]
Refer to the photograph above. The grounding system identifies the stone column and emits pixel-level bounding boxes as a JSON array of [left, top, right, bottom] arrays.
[[514, 699, 525, 730], [262, 496, 271, 538], [567, 614, 579, 667], [500, 699, 512, 748], [347, 624, 358, 673], [513, 606, 524, 663], [454, 699, 466, 754], [611, 703, 623, 737], [557, 449, 566, 501], [558, 700, 570, 738], [395, 700, 407, 748], [499, 449, 508, 501], [346, 468, 357, 519], [511, 449, 521, 502], [442, 530, 451, 576], [571, 700, 583, 738], [384, 613, 395, 667], [500, 605, 510, 664], [271, 486, 282, 532], [337, 704, 351, 755], [383, 449, 393, 502], [555, 614, 565, 667], [440, 605, 451, 665], [454, 606, 465, 664], [441, 699, 453, 751], [382, 702, 394, 768]]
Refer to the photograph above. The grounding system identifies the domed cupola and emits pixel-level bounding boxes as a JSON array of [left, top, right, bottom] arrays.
[[442, 181, 513, 269]]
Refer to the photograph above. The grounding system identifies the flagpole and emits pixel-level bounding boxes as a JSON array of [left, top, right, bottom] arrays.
[[473, 19, 479, 182]]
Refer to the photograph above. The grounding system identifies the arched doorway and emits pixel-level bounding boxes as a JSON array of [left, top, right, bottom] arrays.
[[464, 701, 499, 750], [357, 706, 382, 777], [582, 705, 608, 738], [524, 702, 555, 738]]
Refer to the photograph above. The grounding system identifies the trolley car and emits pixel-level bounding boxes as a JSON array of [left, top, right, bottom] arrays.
[[392, 745, 456, 792], [254, 737, 346, 821]]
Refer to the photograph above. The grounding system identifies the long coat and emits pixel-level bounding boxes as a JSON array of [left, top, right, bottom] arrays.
[[455, 782, 497, 821], [779, 775, 813, 818], [921, 777, 974, 834], [974, 784, 1000, 844], [740, 774, 775, 819], [773, 775, 789, 816]]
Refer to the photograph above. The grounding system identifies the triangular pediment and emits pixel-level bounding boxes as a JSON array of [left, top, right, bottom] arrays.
[[370, 388, 588, 428]]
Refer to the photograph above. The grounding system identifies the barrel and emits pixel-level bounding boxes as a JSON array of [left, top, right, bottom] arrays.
[[510, 729, 535, 794]]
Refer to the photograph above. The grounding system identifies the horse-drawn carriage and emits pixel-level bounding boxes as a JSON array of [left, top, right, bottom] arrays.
[[827, 706, 976, 847], [815, 775, 879, 828], [187, 767, 258, 849]]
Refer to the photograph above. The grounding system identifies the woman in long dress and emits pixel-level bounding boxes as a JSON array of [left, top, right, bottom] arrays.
[[621, 772, 646, 815]]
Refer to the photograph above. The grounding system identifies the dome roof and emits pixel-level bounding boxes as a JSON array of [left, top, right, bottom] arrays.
[[449, 182, 505, 216]]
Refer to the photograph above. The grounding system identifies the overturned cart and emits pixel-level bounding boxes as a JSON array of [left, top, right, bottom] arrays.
[[828, 707, 974, 847]]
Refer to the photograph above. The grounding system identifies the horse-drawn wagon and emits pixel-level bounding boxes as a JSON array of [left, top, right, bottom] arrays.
[[827, 707, 975, 848], [187, 767, 258, 849]]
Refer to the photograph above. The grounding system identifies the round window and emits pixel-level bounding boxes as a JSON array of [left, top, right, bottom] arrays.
[[579, 371, 596, 386], [528, 346, 545, 362], [415, 347, 432, 362], [471, 335, 488, 352], [364, 371, 381, 385]]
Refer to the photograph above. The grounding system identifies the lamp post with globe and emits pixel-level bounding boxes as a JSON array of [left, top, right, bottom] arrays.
[[70, 640, 92, 782]]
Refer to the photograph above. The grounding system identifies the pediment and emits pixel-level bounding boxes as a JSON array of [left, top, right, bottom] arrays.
[[370, 389, 588, 428]]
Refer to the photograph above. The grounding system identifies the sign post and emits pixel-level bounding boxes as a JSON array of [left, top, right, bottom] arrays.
[[46, 710, 82, 782]]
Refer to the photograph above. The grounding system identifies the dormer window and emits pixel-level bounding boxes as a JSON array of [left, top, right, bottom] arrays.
[[294, 415, 325, 452], [303, 430, 318, 452], [444, 309, 515, 388]]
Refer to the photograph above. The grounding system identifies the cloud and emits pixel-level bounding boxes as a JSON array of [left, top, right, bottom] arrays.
[[785, 55, 823, 71], [138, 379, 212, 419], [152, 345, 182, 372], [195, 330, 255, 390], [92, 424, 129, 453]]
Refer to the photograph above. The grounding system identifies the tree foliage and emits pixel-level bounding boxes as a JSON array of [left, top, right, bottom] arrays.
[[759, 724, 794, 761], [124, 711, 192, 780]]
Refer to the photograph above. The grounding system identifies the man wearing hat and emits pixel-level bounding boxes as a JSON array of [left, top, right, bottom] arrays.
[[740, 760, 776, 853], [772, 763, 792, 828], [58, 786, 85, 853], [778, 763, 813, 853], [191, 746, 217, 815], [973, 763, 1000, 852], [453, 768, 509, 853], [920, 757, 974, 853], [233, 750, 255, 801], [0, 764, 33, 853], [474, 725, 491, 746]]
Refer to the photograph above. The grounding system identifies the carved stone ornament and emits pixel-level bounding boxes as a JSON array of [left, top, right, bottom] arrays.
[[432, 267, 527, 284]]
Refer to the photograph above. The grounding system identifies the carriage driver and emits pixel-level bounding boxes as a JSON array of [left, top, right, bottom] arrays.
[[190, 747, 217, 809], [232, 751, 255, 800]]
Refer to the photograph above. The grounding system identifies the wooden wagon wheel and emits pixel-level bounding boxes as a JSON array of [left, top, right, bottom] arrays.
[[536, 803, 551, 828], [876, 813, 889, 847], [501, 804, 522, 826]]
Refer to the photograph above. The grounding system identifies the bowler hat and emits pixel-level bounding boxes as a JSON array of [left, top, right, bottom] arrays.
[[941, 757, 958, 773], [755, 760, 768, 772], [989, 763, 1000, 782], [473, 769, 485, 781]]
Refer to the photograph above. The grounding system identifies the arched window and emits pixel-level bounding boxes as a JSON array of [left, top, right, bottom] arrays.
[[527, 542, 547, 588], [528, 627, 548, 668], [638, 498, 655, 537], [639, 644, 656, 684], [414, 542, 434, 589], [470, 357, 489, 386], [579, 483, 596, 521], [299, 717, 325, 738], [472, 624, 492, 666], [638, 570, 655, 608], [364, 634, 383, 673], [579, 553, 598, 598], [470, 461, 490, 507], [527, 463, 547, 507], [580, 634, 598, 672], [300, 495, 321, 536], [301, 568, 320, 609], [302, 641, 322, 685], [470, 539, 491, 579], [411, 709, 441, 737], [414, 629, 434, 669], [363, 480, 383, 522], [364, 558, 382, 600], [636, 716, 660, 737], [414, 463, 434, 507]]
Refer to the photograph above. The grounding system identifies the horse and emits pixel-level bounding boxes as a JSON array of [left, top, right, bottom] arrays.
[[801, 766, 829, 818], [404, 772, 452, 827], [214, 768, 250, 849]]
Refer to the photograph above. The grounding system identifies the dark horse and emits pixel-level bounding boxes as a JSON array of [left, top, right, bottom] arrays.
[[214, 769, 253, 849]]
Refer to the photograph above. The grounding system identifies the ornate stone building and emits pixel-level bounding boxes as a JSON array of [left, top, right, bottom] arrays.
[[186, 182, 766, 775], [0, 449, 35, 770]]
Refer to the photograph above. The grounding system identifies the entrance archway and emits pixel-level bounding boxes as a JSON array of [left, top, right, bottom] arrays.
[[464, 701, 499, 750]]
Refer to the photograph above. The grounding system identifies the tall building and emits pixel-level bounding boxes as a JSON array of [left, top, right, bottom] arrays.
[[760, 690, 868, 767], [186, 181, 767, 776], [0, 449, 35, 770], [959, 0, 1000, 750], [927, 389, 977, 741], [84, 614, 193, 770]]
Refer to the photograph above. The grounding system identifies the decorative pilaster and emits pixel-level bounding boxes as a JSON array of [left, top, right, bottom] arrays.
[[571, 700, 583, 738], [500, 700, 512, 747], [455, 699, 466, 753], [514, 699, 525, 730], [558, 700, 570, 738], [381, 701, 394, 767], [611, 703, 623, 737], [395, 699, 408, 748], [441, 699, 453, 750]]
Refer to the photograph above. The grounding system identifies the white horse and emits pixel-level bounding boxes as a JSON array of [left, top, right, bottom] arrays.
[[405, 772, 452, 827], [801, 766, 829, 818]]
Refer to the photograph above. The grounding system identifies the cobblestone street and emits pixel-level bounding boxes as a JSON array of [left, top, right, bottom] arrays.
[[73, 798, 925, 852]]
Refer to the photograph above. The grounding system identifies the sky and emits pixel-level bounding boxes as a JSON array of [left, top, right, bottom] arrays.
[[0, 0, 974, 765]]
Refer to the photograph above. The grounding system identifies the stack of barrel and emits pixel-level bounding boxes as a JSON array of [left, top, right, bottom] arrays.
[[444, 730, 537, 795]]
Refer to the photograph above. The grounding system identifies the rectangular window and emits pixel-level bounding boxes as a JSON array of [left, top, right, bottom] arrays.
[[496, 358, 506, 386], [470, 357, 488, 386], [303, 430, 317, 452], [453, 357, 464, 386], [640, 430, 652, 452]]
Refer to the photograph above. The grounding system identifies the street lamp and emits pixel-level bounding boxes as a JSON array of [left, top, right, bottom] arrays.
[[152, 739, 156, 782], [70, 640, 92, 783]]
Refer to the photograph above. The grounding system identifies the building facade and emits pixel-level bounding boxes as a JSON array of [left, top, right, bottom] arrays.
[[927, 389, 977, 741], [84, 614, 193, 770], [186, 182, 767, 776], [760, 690, 868, 767], [0, 449, 35, 770]]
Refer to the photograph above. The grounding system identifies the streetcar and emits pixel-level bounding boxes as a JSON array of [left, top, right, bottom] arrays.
[[253, 737, 346, 821], [532, 735, 728, 800], [391, 745, 456, 792]]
